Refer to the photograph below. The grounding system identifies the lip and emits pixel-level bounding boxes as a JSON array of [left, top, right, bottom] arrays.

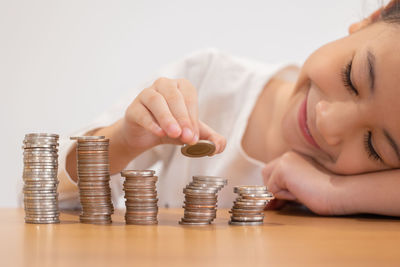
[[298, 92, 321, 149]]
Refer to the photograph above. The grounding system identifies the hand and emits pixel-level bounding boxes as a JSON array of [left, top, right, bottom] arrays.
[[121, 77, 226, 153], [262, 151, 338, 215]]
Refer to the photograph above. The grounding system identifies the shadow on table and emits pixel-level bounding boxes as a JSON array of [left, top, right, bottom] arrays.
[[275, 202, 400, 222]]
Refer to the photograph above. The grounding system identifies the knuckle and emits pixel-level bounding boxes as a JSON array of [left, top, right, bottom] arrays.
[[185, 97, 197, 107], [143, 117, 154, 129], [147, 93, 161, 104], [178, 78, 197, 92], [157, 79, 180, 96], [126, 101, 141, 120], [177, 78, 190, 85], [166, 90, 183, 103], [175, 115, 191, 126], [154, 77, 169, 86], [159, 113, 174, 125], [280, 152, 294, 165]]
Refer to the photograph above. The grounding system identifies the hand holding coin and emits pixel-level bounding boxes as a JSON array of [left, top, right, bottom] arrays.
[[121, 77, 226, 155]]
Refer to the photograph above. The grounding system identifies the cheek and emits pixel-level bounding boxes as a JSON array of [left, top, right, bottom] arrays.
[[281, 92, 304, 150], [281, 107, 295, 146], [319, 142, 378, 175]]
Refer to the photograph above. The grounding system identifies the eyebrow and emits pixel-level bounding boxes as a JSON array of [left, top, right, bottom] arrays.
[[367, 50, 376, 94], [383, 129, 400, 161]]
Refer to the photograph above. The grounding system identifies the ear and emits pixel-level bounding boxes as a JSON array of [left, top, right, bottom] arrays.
[[348, 8, 383, 34]]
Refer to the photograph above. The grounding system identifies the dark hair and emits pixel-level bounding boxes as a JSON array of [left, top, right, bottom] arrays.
[[381, 0, 400, 23]]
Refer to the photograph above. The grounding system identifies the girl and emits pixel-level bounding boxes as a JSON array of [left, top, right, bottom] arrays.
[[60, 1, 400, 216]]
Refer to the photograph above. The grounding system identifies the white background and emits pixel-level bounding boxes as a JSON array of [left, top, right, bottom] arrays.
[[0, 0, 384, 207]]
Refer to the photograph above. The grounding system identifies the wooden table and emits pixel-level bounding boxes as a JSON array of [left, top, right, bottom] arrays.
[[1, 207, 399, 267]]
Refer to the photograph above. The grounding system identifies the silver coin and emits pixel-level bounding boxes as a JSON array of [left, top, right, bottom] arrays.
[[234, 185, 267, 192], [121, 170, 156, 177], [124, 177, 158, 183], [228, 221, 263, 226], [125, 198, 158, 203], [126, 220, 158, 225], [241, 193, 275, 200], [234, 201, 267, 207], [184, 211, 216, 217], [70, 136, 105, 140], [25, 219, 60, 224], [179, 220, 210, 225], [193, 176, 227, 184], [231, 216, 264, 222], [189, 181, 225, 189], [25, 212, 60, 217], [230, 208, 264, 214], [184, 199, 217, 205], [25, 205, 58, 210], [183, 188, 218, 195], [126, 206, 158, 211], [25, 133, 59, 138]]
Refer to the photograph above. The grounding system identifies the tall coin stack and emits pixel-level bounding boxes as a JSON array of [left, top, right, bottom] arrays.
[[229, 185, 274, 226], [70, 136, 114, 224], [121, 170, 159, 225], [22, 133, 60, 224], [179, 176, 227, 226]]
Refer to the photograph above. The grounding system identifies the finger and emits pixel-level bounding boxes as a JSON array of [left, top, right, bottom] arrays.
[[273, 190, 297, 201], [265, 166, 289, 197], [129, 102, 165, 137], [140, 88, 181, 138], [177, 78, 199, 143], [154, 78, 195, 144], [265, 157, 299, 201], [198, 120, 227, 155], [265, 199, 287, 210], [261, 158, 280, 184]]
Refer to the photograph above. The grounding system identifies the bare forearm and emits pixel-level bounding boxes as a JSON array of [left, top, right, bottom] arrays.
[[333, 170, 400, 216], [65, 119, 145, 182]]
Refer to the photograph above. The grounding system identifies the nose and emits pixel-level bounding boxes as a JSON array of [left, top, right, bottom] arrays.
[[315, 100, 360, 146]]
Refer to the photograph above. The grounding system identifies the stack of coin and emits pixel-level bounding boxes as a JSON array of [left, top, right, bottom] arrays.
[[229, 185, 274, 226], [71, 136, 114, 224], [120, 170, 158, 225], [179, 176, 227, 225], [22, 133, 60, 224]]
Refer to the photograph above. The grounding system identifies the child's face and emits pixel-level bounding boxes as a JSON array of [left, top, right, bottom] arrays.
[[282, 21, 400, 175]]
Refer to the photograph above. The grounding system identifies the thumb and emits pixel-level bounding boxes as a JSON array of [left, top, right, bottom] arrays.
[[262, 156, 280, 184], [198, 120, 226, 155]]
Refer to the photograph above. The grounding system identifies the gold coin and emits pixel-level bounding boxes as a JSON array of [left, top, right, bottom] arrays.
[[181, 140, 216, 157]]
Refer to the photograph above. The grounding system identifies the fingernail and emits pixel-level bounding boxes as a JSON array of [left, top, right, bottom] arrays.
[[192, 133, 199, 143], [182, 127, 193, 141]]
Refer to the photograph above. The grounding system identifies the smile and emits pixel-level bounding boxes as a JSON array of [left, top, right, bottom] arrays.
[[298, 92, 320, 149]]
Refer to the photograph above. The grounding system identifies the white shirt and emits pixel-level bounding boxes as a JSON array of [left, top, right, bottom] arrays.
[[59, 48, 286, 209]]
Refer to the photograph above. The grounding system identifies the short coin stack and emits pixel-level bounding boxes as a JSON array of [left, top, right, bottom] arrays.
[[22, 133, 60, 224], [71, 136, 114, 224], [229, 185, 274, 226], [121, 170, 158, 225], [179, 176, 227, 225]]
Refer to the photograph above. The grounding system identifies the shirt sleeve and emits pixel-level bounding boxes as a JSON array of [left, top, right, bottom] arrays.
[[58, 48, 219, 187]]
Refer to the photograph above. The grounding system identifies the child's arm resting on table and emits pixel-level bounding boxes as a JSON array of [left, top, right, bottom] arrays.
[[262, 151, 400, 216]]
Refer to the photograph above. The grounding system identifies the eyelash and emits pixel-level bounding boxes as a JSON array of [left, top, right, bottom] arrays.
[[364, 131, 382, 162], [341, 60, 359, 96]]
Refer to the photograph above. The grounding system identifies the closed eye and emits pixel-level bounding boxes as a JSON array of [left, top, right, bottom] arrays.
[[364, 131, 382, 163], [341, 59, 359, 96]]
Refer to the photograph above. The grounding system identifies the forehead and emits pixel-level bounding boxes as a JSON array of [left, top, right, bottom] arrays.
[[365, 24, 400, 113]]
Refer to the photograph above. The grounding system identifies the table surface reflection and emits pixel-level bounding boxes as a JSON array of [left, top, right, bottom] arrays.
[[1, 207, 400, 267]]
